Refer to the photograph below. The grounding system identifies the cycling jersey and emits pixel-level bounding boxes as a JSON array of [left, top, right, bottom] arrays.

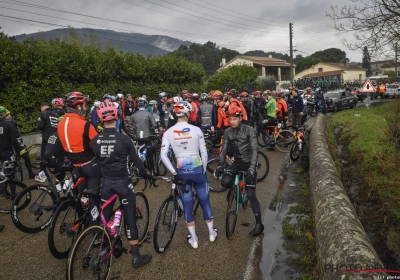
[[53, 108, 65, 117], [44, 132, 66, 168], [199, 102, 216, 127], [122, 99, 135, 119], [130, 109, 157, 139], [37, 108, 59, 141], [92, 128, 147, 177], [57, 112, 98, 165], [189, 101, 200, 125], [276, 99, 289, 119], [0, 118, 19, 160], [226, 99, 247, 120], [216, 105, 229, 129]]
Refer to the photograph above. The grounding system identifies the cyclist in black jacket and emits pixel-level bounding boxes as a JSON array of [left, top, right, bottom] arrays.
[[36, 103, 59, 181], [92, 102, 152, 269], [51, 98, 66, 117]]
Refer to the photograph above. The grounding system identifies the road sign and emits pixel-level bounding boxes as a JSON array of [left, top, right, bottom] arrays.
[[360, 79, 376, 92]]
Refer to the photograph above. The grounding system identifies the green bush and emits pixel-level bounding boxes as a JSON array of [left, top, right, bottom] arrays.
[[206, 64, 258, 91], [257, 75, 277, 91], [0, 32, 205, 133]]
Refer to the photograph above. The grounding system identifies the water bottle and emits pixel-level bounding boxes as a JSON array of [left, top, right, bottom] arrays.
[[81, 196, 89, 209], [113, 209, 122, 228], [63, 178, 72, 191], [107, 221, 117, 237], [55, 180, 62, 192], [38, 171, 47, 181], [140, 149, 147, 161]]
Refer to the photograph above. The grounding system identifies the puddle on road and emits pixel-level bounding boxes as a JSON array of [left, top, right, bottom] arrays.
[[259, 164, 302, 280]]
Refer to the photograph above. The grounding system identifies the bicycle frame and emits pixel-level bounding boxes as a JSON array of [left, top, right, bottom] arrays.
[[234, 172, 247, 215]]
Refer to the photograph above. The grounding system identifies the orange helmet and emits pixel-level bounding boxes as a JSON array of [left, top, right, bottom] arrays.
[[253, 91, 261, 96], [226, 104, 243, 117], [239, 91, 248, 97]]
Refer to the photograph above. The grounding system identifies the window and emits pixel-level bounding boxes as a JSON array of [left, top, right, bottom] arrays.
[[318, 68, 323, 72], [359, 74, 362, 81]]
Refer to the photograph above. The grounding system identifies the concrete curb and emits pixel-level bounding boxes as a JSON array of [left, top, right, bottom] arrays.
[[309, 114, 385, 279]]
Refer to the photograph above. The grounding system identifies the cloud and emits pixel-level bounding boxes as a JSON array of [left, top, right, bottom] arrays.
[[0, 0, 363, 61]]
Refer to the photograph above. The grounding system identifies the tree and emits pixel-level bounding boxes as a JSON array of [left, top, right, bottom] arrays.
[[327, 1, 400, 57], [206, 65, 258, 91], [362, 46, 372, 77]]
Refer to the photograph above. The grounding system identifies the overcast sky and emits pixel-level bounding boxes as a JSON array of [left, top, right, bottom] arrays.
[[0, 0, 365, 61]]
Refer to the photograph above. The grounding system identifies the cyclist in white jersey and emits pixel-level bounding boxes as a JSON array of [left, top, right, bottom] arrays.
[[160, 101, 216, 249]]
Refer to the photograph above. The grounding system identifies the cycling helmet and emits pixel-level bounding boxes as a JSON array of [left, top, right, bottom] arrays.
[[65, 92, 86, 107], [192, 93, 199, 100], [214, 90, 223, 96], [186, 93, 193, 100], [116, 93, 124, 99], [173, 96, 183, 103], [239, 91, 248, 98], [137, 98, 147, 107], [226, 104, 243, 117], [158, 92, 168, 98], [253, 91, 261, 96], [103, 94, 111, 100], [315, 87, 320, 92], [228, 89, 238, 97], [288, 86, 293, 91], [97, 102, 117, 122], [0, 106, 6, 114], [173, 101, 193, 117], [52, 98, 64, 107], [149, 100, 157, 105], [200, 93, 208, 101], [208, 90, 214, 96], [274, 92, 282, 98], [166, 97, 174, 104], [110, 95, 116, 101]]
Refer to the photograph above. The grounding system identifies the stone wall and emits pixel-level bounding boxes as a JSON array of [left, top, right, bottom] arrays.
[[309, 114, 385, 279]]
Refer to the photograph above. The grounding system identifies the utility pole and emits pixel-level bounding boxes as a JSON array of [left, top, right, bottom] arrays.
[[289, 23, 294, 85], [395, 42, 398, 79]]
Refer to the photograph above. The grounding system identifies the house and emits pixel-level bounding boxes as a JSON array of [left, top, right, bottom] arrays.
[[380, 62, 398, 73], [217, 55, 294, 84], [295, 62, 367, 82]]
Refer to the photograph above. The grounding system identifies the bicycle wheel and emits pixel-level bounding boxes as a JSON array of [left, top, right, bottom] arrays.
[[205, 140, 219, 159], [155, 154, 167, 176], [48, 199, 83, 259], [206, 158, 228, 192], [27, 144, 42, 169], [226, 187, 238, 240], [67, 225, 112, 280], [135, 191, 150, 244], [153, 195, 177, 253], [257, 131, 269, 147], [256, 151, 270, 183], [0, 180, 27, 214], [12, 184, 58, 233], [274, 130, 296, 153], [289, 139, 301, 161], [300, 141, 310, 172]]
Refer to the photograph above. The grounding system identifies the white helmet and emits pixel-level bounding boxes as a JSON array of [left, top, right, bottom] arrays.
[[173, 101, 192, 117], [149, 100, 157, 105], [94, 101, 102, 108], [173, 96, 183, 103], [116, 93, 124, 99]]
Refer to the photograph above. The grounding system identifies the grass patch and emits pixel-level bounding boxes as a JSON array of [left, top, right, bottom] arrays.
[[327, 100, 400, 224]]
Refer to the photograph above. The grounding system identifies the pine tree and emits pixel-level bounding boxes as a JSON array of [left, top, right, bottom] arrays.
[[362, 46, 371, 77]]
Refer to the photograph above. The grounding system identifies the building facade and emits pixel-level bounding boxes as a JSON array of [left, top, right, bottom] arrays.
[[295, 62, 366, 82]]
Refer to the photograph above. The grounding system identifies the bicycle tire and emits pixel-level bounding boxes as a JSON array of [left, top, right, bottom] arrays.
[[11, 184, 58, 233], [153, 195, 177, 253], [226, 187, 238, 240], [27, 144, 42, 169], [48, 198, 82, 259], [67, 225, 112, 280], [135, 191, 150, 244], [289, 139, 301, 161], [0, 180, 27, 214], [257, 132, 269, 147], [274, 130, 296, 153], [206, 158, 228, 192], [256, 151, 270, 183], [155, 154, 167, 176]]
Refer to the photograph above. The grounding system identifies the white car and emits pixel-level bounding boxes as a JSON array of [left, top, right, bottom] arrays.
[[385, 84, 400, 98]]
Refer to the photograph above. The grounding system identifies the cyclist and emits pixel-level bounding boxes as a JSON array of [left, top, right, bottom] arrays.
[[199, 93, 216, 131], [214, 94, 229, 130], [185, 93, 200, 126], [4, 108, 36, 179], [275, 92, 289, 128], [158, 92, 169, 129], [130, 98, 157, 174], [240, 91, 253, 123], [90, 101, 103, 132], [160, 101, 216, 249], [192, 93, 202, 108], [92, 102, 152, 268], [57, 92, 102, 225], [0, 106, 19, 199], [167, 97, 183, 129], [122, 94, 135, 121], [147, 100, 160, 125], [36, 102, 59, 182], [225, 89, 247, 122], [214, 104, 264, 236], [288, 89, 304, 127], [314, 88, 326, 114]]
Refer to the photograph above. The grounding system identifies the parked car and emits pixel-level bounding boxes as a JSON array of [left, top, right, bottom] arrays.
[[385, 84, 400, 98], [324, 91, 356, 112]]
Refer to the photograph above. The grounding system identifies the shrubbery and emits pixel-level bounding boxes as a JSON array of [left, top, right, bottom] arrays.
[[0, 31, 205, 133]]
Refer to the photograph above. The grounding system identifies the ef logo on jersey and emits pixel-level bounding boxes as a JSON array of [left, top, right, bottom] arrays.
[[100, 145, 114, 156], [173, 127, 190, 136]]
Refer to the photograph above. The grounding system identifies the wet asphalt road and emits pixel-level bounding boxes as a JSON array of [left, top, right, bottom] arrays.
[[0, 150, 287, 280]]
